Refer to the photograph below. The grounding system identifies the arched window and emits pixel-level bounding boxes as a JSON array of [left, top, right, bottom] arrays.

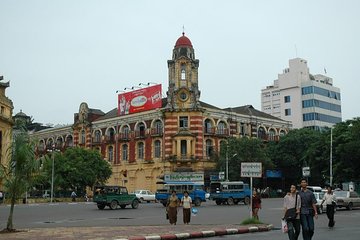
[[136, 122, 146, 137], [56, 137, 63, 149], [269, 129, 276, 141], [279, 130, 286, 137], [138, 142, 144, 160], [66, 135, 73, 147], [181, 64, 186, 80], [81, 130, 86, 144], [154, 140, 161, 158], [122, 125, 130, 139], [206, 139, 214, 157], [154, 120, 163, 135], [94, 130, 101, 143], [122, 144, 128, 161], [108, 146, 113, 162], [218, 121, 226, 135], [204, 119, 213, 134], [258, 127, 266, 139]]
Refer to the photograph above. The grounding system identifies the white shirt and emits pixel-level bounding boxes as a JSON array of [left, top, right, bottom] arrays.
[[323, 192, 336, 205], [182, 196, 192, 209]]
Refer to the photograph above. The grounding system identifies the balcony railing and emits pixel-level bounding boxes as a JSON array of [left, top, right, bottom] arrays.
[[150, 128, 163, 136], [118, 132, 130, 141], [105, 135, 115, 142], [204, 127, 215, 135], [134, 130, 146, 138], [216, 128, 229, 136]]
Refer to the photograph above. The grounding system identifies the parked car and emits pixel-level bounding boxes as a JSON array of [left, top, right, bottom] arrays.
[[93, 185, 139, 210], [313, 191, 336, 214], [134, 190, 156, 203], [335, 191, 360, 210], [307, 186, 323, 193]]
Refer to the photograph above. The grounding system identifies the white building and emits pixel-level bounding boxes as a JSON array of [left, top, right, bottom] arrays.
[[261, 58, 342, 129]]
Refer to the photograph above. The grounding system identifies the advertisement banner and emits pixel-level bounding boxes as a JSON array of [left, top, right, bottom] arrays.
[[118, 84, 162, 115]]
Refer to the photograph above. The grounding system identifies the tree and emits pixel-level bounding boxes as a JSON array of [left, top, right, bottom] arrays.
[[218, 137, 273, 181], [266, 128, 327, 185], [38, 147, 112, 193], [0, 125, 38, 231], [332, 118, 360, 184]]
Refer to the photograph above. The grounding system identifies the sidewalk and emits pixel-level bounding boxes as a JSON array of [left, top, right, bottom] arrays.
[[1, 224, 273, 240]]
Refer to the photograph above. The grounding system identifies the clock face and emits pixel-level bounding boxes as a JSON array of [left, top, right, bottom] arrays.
[[179, 91, 188, 101]]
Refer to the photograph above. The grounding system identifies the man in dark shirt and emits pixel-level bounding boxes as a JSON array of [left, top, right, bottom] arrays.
[[299, 178, 318, 240]]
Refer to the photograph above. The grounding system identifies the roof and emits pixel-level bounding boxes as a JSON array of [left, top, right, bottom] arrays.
[[222, 105, 283, 121], [94, 98, 283, 123], [175, 32, 193, 48]]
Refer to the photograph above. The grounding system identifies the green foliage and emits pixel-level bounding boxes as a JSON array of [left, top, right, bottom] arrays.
[[218, 137, 273, 181], [38, 147, 112, 192], [241, 217, 263, 225], [0, 125, 38, 230], [216, 118, 360, 188]]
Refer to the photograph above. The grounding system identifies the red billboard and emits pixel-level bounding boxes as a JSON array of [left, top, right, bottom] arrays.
[[118, 84, 162, 116]]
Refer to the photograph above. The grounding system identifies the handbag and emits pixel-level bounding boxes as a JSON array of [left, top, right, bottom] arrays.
[[285, 193, 298, 220], [281, 219, 288, 234]]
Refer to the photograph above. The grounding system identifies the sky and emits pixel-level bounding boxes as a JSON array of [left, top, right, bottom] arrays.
[[0, 0, 359, 125]]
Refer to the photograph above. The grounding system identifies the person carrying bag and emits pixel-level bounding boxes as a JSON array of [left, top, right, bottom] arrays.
[[283, 184, 301, 240]]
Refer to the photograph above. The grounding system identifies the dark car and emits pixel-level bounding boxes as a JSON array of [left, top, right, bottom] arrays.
[[93, 185, 139, 210]]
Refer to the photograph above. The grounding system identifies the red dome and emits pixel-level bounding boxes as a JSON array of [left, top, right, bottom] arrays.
[[175, 32, 193, 48]]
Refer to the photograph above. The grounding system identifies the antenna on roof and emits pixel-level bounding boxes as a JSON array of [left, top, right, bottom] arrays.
[[294, 44, 298, 57], [182, 25, 185, 35]]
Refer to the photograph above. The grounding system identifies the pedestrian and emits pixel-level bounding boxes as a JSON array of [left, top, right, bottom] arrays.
[[252, 189, 261, 220], [299, 178, 318, 240], [321, 186, 336, 228], [71, 191, 77, 202], [181, 191, 192, 224], [166, 190, 180, 225], [0, 191, 3, 204], [283, 184, 301, 240]]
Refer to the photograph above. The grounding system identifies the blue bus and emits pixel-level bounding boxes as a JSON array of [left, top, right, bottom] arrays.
[[155, 181, 207, 207], [209, 181, 251, 205]]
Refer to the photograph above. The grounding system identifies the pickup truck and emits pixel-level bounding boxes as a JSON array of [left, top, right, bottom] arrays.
[[93, 185, 139, 210]]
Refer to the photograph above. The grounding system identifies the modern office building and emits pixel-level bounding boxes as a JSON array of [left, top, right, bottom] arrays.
[[30, 33, 291, 192], [261, 58, 342, 130]]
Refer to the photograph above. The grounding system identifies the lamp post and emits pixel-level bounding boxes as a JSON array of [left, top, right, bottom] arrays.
[[330, 127, 333, 187], [225, 146, 237, 181], [51, 149, 55, 203], [47, 144, 59, 203]]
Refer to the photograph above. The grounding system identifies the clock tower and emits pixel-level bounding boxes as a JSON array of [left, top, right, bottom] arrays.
[[166, 32, 201, 110]]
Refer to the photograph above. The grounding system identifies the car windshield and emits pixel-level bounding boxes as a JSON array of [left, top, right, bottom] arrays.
[[314, 192, 324, 200], [134, 190, 141, 194], [334, 191, 348, 198]]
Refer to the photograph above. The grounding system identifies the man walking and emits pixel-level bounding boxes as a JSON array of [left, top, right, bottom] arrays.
[[321, 186, 336, 228], [299, 178, 318, 240]]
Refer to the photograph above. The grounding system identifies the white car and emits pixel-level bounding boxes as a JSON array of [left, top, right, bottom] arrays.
[[134, 190, 156, 203]]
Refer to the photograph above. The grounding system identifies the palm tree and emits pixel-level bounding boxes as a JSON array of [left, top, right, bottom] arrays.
[[0, 125, 38, 231]]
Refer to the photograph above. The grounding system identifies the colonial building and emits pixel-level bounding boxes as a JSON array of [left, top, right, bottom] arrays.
[[0, 75, 14, 187], [30, 33, 291, 192]]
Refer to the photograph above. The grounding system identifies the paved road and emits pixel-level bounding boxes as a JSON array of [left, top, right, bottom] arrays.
[[1, 198, 359, 239]]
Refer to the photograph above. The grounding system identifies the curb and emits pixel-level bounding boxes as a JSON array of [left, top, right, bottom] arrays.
[[116, 224, 273, 240]]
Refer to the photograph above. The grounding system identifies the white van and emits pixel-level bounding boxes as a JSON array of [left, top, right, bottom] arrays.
[[307, 186, 322, 193]]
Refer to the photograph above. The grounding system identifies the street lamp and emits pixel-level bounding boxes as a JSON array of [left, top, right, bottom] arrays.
[[225, 148, 237, 181], [47, 144, 59, 203], [330, 127, 333, 187]]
